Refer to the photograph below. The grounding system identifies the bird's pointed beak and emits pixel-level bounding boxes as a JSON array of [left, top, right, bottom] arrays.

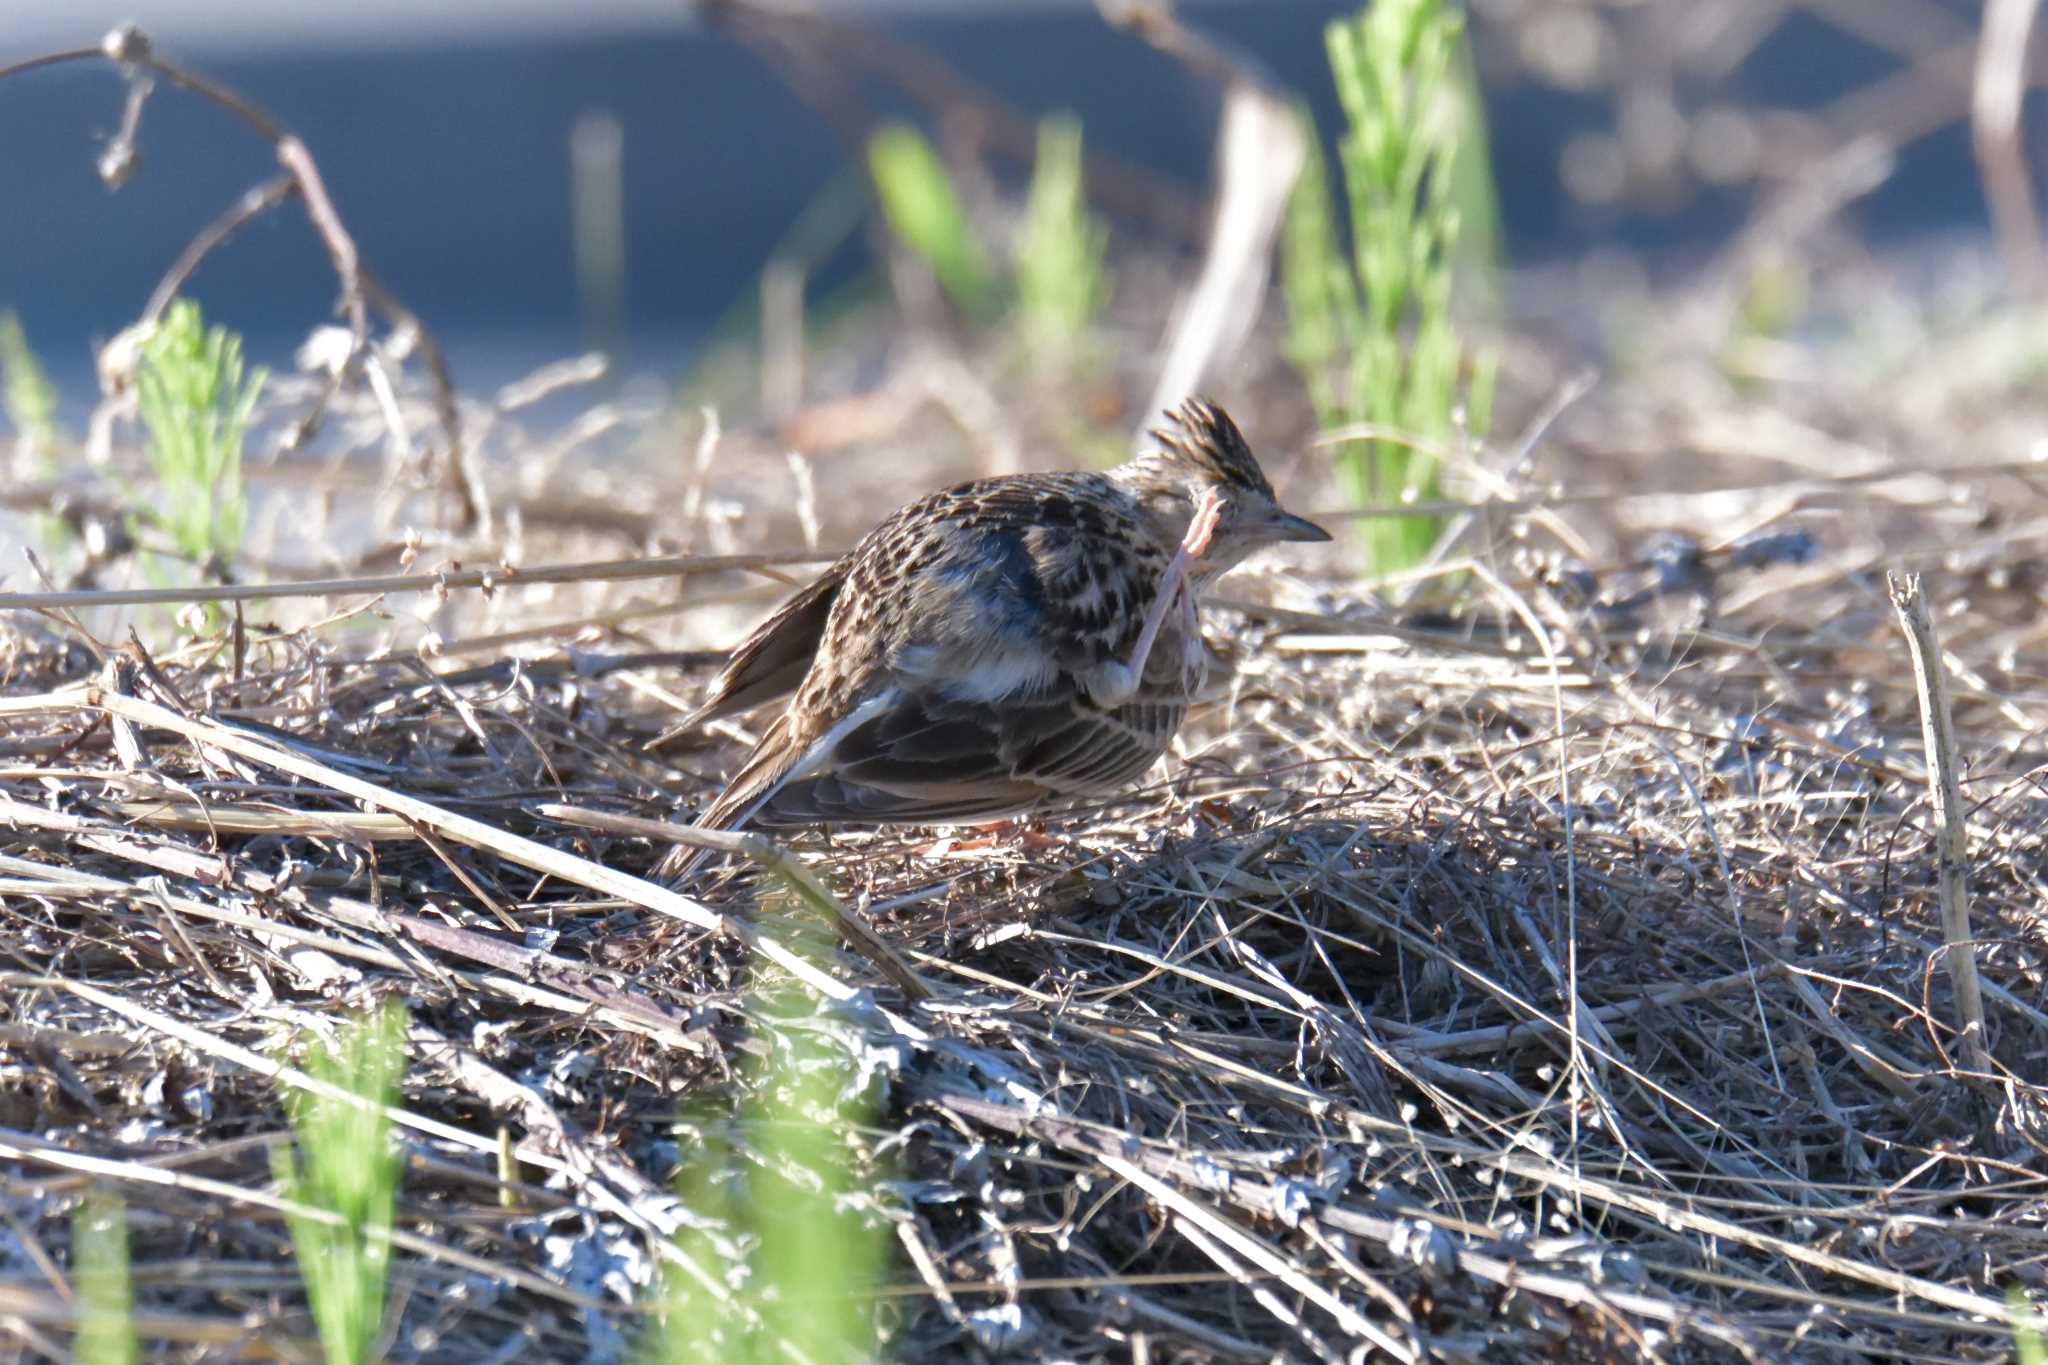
[[1265, 509, 1333, 544]]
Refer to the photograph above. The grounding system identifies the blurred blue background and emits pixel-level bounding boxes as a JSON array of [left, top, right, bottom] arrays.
[[0, 0, 2002, 416]]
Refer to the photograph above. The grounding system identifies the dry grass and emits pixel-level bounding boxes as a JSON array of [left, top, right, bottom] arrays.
[[9, 4, 2048, 1357], [4, 304, 2048, 1364]]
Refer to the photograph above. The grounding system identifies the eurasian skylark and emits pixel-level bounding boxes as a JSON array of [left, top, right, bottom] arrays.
[[664, 398, 1326, 874]]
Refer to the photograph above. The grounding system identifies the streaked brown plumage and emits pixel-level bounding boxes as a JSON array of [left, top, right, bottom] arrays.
[[667, 398, 1326, 868]]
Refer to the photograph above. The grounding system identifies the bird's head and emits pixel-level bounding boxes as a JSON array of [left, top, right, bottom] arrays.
[[1116, 398, 1330, 577]]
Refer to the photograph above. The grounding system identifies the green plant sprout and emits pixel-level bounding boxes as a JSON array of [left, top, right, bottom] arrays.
[[135, 298, 265, 578], [645, 997, 884, 1364], [1, 310, 72, 552], [1016, 113, 1111, 368], [72, 1189, 138, 1365], [867, 123, 999, 322], [0, 310, 61, 471], [272, 1002, 407, 1365], [1283, 0, 1497, 573], [2016, 1286, 2048, 1365]]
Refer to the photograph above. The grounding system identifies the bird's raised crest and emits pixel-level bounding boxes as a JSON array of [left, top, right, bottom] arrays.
[[1147, 397, 1277, 499]]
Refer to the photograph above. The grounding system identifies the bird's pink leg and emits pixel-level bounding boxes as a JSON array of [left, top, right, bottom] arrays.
[[1112, 487, 1224, 701]]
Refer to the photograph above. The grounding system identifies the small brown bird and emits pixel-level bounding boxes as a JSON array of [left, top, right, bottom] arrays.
[[666, 398, 1326, 871]]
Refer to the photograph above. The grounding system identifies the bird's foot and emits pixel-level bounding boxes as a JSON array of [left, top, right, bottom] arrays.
[[1181, 484, 1224, 558], [1093, 486, 1227, 708], [922, 818, 1065, 858]]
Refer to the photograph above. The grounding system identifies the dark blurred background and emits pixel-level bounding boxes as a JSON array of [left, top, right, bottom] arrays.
[[0, 0, 2015, 416]]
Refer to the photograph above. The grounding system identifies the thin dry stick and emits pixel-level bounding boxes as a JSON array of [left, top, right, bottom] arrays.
[[1099, 0, 1305, 440], [141, 174, 297, 324], [1972, 0, 2045, 292], [1303, 444, 2048, 523], [1463, 559, 1594, 1203], [1885, 572, 1993, 1079], [1136, 83, 1303, 442], [0, 549, 832, 611]]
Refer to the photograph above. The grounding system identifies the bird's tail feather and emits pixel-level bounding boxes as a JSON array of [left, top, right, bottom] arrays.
[[654, 718, 806, 883], [659, 689, 895, 885]]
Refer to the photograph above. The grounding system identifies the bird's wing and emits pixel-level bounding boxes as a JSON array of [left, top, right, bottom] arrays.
[[685, 560, 847, 727], [748, 679, 1182, 827]]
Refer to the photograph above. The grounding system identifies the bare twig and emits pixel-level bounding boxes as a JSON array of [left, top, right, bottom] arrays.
[[1972, 0, 2046, 291], [141, 175, 298, 324], [1886, 572, 1994, 1081], [0, 27, 470, 521], [1100, 1, 1306, 437], [0, 548, 831, 611]]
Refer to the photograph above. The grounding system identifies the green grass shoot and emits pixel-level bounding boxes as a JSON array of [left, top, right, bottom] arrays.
[[867, 123, 999, 321], [271, 1002, 407, 1365], [1283, 0, 1498, 573], [135, 297, 265, 577], [1015, 113, 1110, 368], [72, 1189, 138, 1365], [2016, 1286, 2048, 1365], [645, 993, 884, 1364], [0, 310, 61, 470], [1, 310, 71, 551]]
